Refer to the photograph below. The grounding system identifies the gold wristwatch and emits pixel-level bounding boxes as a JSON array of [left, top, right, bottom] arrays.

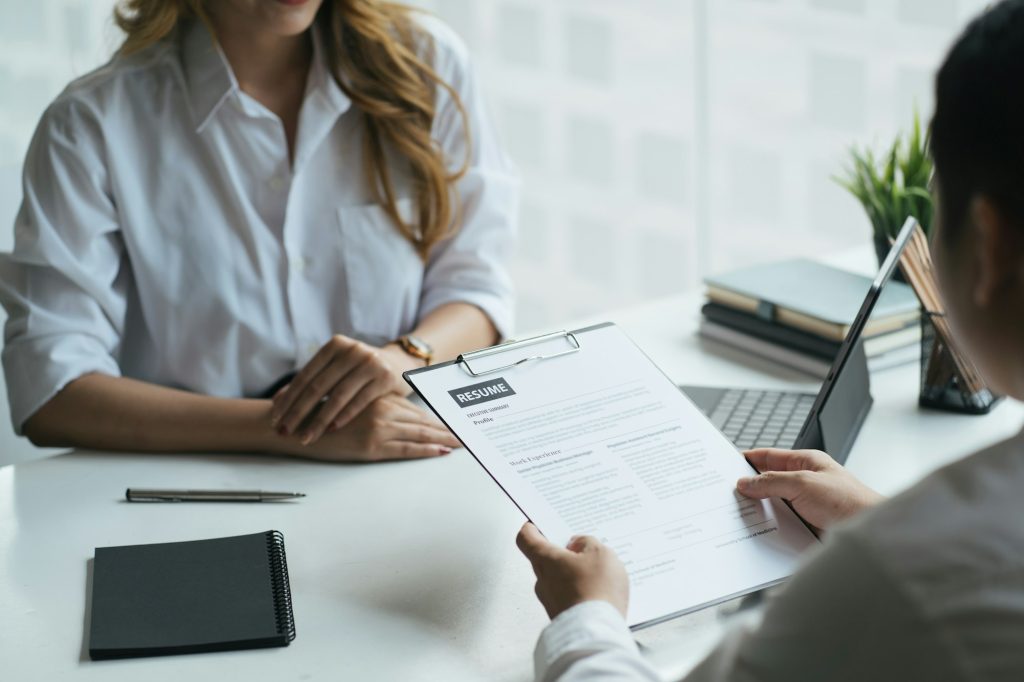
[[394, 334, 433, 366]]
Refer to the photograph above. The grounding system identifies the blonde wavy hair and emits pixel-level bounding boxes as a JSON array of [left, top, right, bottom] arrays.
[[115, 0, 470, 259]]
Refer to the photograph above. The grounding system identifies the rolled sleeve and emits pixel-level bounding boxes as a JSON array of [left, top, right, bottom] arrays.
[[0, 97, 126, 434], [419, 167, 518, 340], [418, 17, 519, 340], [535, 601, 661, 682], [2, 333, 121, 434]]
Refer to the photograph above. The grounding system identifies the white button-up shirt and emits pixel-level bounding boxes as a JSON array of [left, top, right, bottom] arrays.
[[0, 17, 517, 433], [534, 427, 1024, 682]]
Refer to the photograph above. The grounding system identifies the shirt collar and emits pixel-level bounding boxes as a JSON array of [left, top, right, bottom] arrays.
[[181, 20, 236, 133], [180, 19, 351, 134], [307, 25, 351, 117]]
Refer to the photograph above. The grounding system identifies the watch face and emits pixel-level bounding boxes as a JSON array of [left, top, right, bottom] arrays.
[[406, 335, 431, 355]]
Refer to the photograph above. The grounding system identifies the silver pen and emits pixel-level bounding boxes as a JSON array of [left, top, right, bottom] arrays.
[[125, 488, 306, 502]]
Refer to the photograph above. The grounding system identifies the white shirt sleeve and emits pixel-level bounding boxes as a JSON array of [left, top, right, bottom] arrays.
[[534, 528, 966, 682], [0, 97, 126, 433], [418, 21, 519, 339], [535, 601, 662, 682]]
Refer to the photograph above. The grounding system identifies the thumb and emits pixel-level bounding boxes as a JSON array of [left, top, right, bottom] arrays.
[[516, 522, 562, 563], [737, 471, 808, 501]]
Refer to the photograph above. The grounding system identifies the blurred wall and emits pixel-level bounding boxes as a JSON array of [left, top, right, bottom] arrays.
[[413, 0, 988, 328]]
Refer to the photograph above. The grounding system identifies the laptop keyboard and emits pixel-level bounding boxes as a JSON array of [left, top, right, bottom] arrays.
[[706, 389, 815, 451]]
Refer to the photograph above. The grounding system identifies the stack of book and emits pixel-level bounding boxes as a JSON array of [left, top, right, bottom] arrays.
[[700, 259, 921, 378]]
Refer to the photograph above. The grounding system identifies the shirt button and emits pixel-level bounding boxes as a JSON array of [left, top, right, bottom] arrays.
[[268, 176, 286, 191], [306, 342, 320, 356], [291, 256, 307, 273]]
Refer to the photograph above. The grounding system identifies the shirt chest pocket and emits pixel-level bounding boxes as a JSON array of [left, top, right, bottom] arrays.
[[336, 198, 424, 343]]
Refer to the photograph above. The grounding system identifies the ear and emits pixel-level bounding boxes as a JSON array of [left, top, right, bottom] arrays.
[[968, 195, 1019, 307]]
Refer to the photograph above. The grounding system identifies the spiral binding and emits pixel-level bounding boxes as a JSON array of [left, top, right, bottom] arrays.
[[265, 530, 296, 642]]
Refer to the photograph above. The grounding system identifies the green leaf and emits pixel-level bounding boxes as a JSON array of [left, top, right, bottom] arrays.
[[836, 107, 936, 239], [905, 186, 933, 203]]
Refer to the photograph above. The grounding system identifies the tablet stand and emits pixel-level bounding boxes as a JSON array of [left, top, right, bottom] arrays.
[[895, 222, 1000, 415], [918, 312, 1000, 414]]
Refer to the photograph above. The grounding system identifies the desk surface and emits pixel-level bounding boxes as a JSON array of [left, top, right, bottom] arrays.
[[3, 287, 1022, 682]]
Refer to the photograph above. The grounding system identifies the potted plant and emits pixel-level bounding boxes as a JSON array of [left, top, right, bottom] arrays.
[[835, 111, 934, 269]]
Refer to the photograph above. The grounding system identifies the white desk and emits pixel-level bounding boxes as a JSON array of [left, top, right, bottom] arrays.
[[2, 289, 1022, 682]]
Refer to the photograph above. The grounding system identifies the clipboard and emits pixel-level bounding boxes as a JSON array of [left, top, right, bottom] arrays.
[[454, 328, 585, 377], [406, 323, 608, 529], [405, 322, 819, 629]]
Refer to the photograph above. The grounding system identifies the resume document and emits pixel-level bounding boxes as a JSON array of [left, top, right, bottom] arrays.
[[407, 323, 818, 628]]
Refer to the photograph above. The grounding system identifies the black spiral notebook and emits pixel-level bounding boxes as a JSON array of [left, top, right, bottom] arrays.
[[88, 530, 295, 660]]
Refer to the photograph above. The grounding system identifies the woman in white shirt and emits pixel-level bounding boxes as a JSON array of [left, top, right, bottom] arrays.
[[0, 0, 517, 461], [517, 1, 1024, 680]]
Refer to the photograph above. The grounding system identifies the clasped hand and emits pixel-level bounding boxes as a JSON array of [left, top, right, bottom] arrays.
[[270, 334, 415, 444], [516, 448, 884, 620], [268, 334, 459, 461]]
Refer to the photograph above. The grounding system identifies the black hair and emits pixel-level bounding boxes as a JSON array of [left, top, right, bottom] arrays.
[[931, 0, 1024, 241]]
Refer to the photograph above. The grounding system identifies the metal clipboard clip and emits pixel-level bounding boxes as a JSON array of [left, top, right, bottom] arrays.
[[457, 330, 581, 377]]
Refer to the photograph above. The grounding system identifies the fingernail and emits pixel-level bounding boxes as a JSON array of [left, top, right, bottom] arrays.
[[300, 432, 313, 446], [438, 446, 452, 455], [737, 477, 751, 487]]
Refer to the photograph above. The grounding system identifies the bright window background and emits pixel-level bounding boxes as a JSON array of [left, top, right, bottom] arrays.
[[0, 0, 992, 463], [410, 0, 990, 330]]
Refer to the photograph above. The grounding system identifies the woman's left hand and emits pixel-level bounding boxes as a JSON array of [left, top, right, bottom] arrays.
[[270, 334, 420, 444]]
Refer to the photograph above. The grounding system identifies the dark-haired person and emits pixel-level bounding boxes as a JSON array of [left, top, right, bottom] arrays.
[[0, 0, 516, 461], [517, 2, 1024, 680]]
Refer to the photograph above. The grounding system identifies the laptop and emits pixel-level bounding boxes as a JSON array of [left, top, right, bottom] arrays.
[[681, 217, 918, 465]]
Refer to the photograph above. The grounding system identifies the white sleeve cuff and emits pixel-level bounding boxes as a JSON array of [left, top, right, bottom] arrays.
[[535, 601, 659, 682], [419, 167, 518, 343], [2, 333, 121, 434], [418, 286, 514, 342]]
